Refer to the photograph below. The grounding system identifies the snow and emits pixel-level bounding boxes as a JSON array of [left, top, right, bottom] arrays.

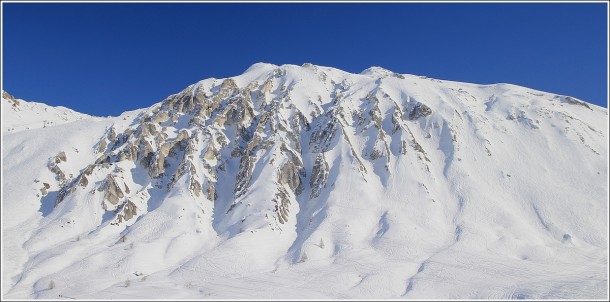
[[1, 63, 608, 299], [2, 94, 96, 133]]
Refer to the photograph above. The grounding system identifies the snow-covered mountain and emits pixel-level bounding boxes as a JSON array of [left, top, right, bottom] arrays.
[[2, 63, 608, 299]]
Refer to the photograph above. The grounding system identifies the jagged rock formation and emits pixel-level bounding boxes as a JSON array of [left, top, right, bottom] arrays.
[[47, 152, 68, 186], [309, 153, 329, 199]]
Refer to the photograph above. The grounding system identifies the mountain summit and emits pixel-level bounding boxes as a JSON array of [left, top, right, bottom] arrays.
[[2, 63, 608, 299]]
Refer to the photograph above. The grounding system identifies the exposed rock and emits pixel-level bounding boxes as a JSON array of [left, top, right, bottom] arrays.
[[408, 102, 433, 120], [279, 161, 302, 194], [96, 138, 108, 153], [216, 133, 228, 147], [56, 186, 76, 205], [158, 133, 170, 147], [176, 129, 190, 142], [94, 154, 111, 165], [48, 153, 67, 186], [309, 114, 339, 153], [564, 96, 592, 110], [140, 122, 158, 137], [273, 185, 291, 224], [203, 140, 220, 161], [412, 140, 430, 162], [167, 160, 189, 191], [123, 200, 137, 221], [188, 115, 206, 127], [370, 146, 383, 160], [55, 151, 67, 163], [391, 108, 403, 134], [114, 200, 138, 224], [218, 78, 240, 100], [206, 182, 216, 202], [292, 109, 311, 133], [40, 182, 51, 196], [310, 154, 329, 199], [84, 165, 95, 176], [123, 128, 136, 141], [146, 152, 167, 178], [102, 174, 124, 205], [213, 113, 228, 127], [108, 127, 118, 143], [117, 144, 139, 162], [231, 147, 243, 158], [151, 111, 170, 124], [400, 140, 409, 155], [280, 143, 303, 169], [234, 155, 255, 197], [190, 177, 202, 197], [185, 137, 199, 156], [138, 140, 155, 165], [369, 103, 383, 129], [3, 91, 18, 105], [79, 175, 89, 187]]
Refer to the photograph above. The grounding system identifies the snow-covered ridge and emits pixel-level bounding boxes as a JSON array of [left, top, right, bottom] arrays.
[[2, 63, 608, 299], [2, 90, 95, 132]]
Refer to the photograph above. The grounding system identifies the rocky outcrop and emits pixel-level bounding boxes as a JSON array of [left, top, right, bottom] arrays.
[[55, 151, 67, 162], [78, 175, 89, 187], [310, 154, 329, 199], [96, 139, 108, 153], [273, 185, 291, 224], [151, 111, 170, 124], [279, 160, 303, 197], [408, 102, 432, 120], [369, 102, 383, 129], [48, 151, 68, 186], [564, 96, 592, 110], [411, 139, 430, 162], [40, 183, 51, 196], [112, 200, 137, 225], [234, 155, 255, 198], [100, 174, 124, 205], [3, 91, 20, 108], [309, 114, 339, 153], [117, 143, 139, 162], [190, 177, 202, 197]]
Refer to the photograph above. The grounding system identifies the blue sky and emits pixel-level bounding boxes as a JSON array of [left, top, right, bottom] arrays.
[[2, 3, 608, 116]]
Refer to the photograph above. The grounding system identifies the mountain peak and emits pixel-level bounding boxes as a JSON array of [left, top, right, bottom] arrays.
[[360, 66, 397, 76], [243, 62, 279, 74]]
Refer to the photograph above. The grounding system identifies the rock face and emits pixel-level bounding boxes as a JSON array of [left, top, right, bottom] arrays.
[[95, 174, 124, 205], [408, 102, 433, 120], [47, 152, 68, 186], [310, 154, 329, 199]]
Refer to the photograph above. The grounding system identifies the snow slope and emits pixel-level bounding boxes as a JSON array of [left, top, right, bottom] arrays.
[[2, 91, 94, 132], [2, 63, 608, 299]]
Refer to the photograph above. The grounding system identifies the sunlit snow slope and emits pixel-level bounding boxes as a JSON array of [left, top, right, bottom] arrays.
[[2, 91, 94, 133], [2, 63, 608, 299]]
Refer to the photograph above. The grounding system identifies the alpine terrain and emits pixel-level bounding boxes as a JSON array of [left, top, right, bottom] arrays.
[[2, 63, 608, 299]]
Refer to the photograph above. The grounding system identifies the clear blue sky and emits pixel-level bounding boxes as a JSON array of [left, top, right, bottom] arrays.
[[2, 2, 608, 116]]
